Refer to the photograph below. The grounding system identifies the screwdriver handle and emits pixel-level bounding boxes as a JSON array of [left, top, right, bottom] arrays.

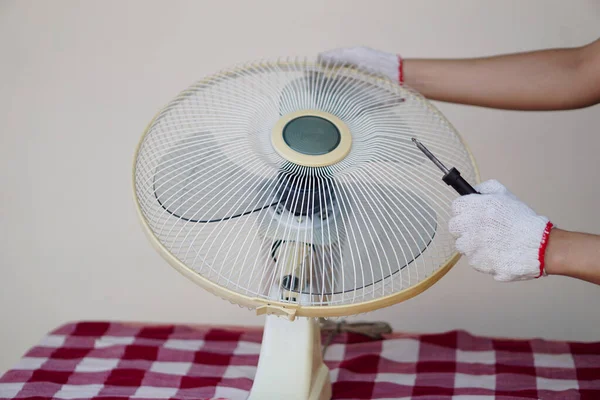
[[442, 168, 479, 196]]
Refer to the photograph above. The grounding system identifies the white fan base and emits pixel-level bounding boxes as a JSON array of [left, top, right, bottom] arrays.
[[248, 315, 332, 400]]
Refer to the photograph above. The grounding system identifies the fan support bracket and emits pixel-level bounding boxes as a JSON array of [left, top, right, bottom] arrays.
[[256, 303, 298, 320]]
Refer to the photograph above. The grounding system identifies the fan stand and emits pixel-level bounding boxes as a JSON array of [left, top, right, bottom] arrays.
[[248, 316, 331, 400]]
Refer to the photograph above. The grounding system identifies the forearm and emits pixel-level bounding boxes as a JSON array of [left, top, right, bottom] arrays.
[[404, 39, 600, 110], [545, 229, 600, 285]]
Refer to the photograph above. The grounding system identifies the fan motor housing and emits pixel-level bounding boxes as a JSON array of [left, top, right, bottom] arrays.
[[274, 170, 335, 217]]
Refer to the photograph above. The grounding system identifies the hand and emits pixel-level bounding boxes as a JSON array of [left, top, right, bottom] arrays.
[[449, 180, 554, 282], [318, 47, 403, 84]]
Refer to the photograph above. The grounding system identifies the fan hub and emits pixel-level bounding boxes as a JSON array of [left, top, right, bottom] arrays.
[[282, 116, 341, 156], [272, 110, 352, 167]]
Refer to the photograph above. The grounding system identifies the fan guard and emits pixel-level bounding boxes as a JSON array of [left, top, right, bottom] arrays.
[[133, 59, 478, 318]]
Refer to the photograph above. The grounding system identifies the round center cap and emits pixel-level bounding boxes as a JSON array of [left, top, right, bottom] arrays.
[[282, 116, 341, 155]]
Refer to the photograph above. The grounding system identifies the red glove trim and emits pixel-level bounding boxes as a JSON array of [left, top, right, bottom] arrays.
[[397, 55, 404, 84], [537, 221, 554, 278]]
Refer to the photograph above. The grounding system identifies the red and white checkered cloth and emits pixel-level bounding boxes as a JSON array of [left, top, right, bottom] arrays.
[[1, 321, 599, 399]]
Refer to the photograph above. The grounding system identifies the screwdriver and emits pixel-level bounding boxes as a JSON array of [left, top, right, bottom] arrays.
[[411, 138, 479, 196]]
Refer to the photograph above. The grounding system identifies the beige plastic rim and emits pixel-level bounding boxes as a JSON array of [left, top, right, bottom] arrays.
[[271, 110, 352, 167], [132, 61, 480, 319]]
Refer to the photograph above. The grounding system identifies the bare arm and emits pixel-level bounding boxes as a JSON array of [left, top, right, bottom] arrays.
[[545, 229, 600, 285], [404, 38, 600, 110]]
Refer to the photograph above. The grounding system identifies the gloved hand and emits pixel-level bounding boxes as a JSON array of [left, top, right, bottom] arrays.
[[319, 47, 404, 84], [449, 180, 554, 282]]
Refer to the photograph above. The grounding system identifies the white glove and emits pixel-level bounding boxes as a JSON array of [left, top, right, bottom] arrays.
[[319, 47, 404, 84], [449, 180, 554, 282]]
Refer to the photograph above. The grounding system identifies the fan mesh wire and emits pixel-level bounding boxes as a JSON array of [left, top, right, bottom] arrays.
[[134, 58, 477, 308]]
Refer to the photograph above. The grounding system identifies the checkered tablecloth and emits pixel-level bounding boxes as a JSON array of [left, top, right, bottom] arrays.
[[1, 322, 599, 399]]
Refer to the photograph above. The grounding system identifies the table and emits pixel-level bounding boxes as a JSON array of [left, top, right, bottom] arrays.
[[1, 322, 599, 399]]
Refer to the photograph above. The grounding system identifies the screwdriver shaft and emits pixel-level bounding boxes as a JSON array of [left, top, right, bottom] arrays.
[[411, 138, 449, 174]]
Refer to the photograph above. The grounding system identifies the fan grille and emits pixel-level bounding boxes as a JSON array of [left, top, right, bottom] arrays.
[[134, 59, 477, 312]]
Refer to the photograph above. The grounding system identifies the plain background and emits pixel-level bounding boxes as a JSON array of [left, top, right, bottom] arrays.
[[1, 0, 599, 373]]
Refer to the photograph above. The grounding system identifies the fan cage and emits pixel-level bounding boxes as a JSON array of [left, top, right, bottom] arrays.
[[133, 58, 479, 317]]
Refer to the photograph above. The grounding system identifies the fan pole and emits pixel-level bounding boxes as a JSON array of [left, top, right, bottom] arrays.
[[248, 315, 331, 400]]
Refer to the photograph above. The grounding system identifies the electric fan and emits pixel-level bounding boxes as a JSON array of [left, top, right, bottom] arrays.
[[133, 58, 478, 399]]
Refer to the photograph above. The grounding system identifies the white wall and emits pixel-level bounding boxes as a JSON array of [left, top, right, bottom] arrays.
[[1, 0, 599, 373]]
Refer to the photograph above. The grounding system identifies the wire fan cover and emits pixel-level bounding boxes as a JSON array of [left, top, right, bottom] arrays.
[[134, 59, 478, 314]]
